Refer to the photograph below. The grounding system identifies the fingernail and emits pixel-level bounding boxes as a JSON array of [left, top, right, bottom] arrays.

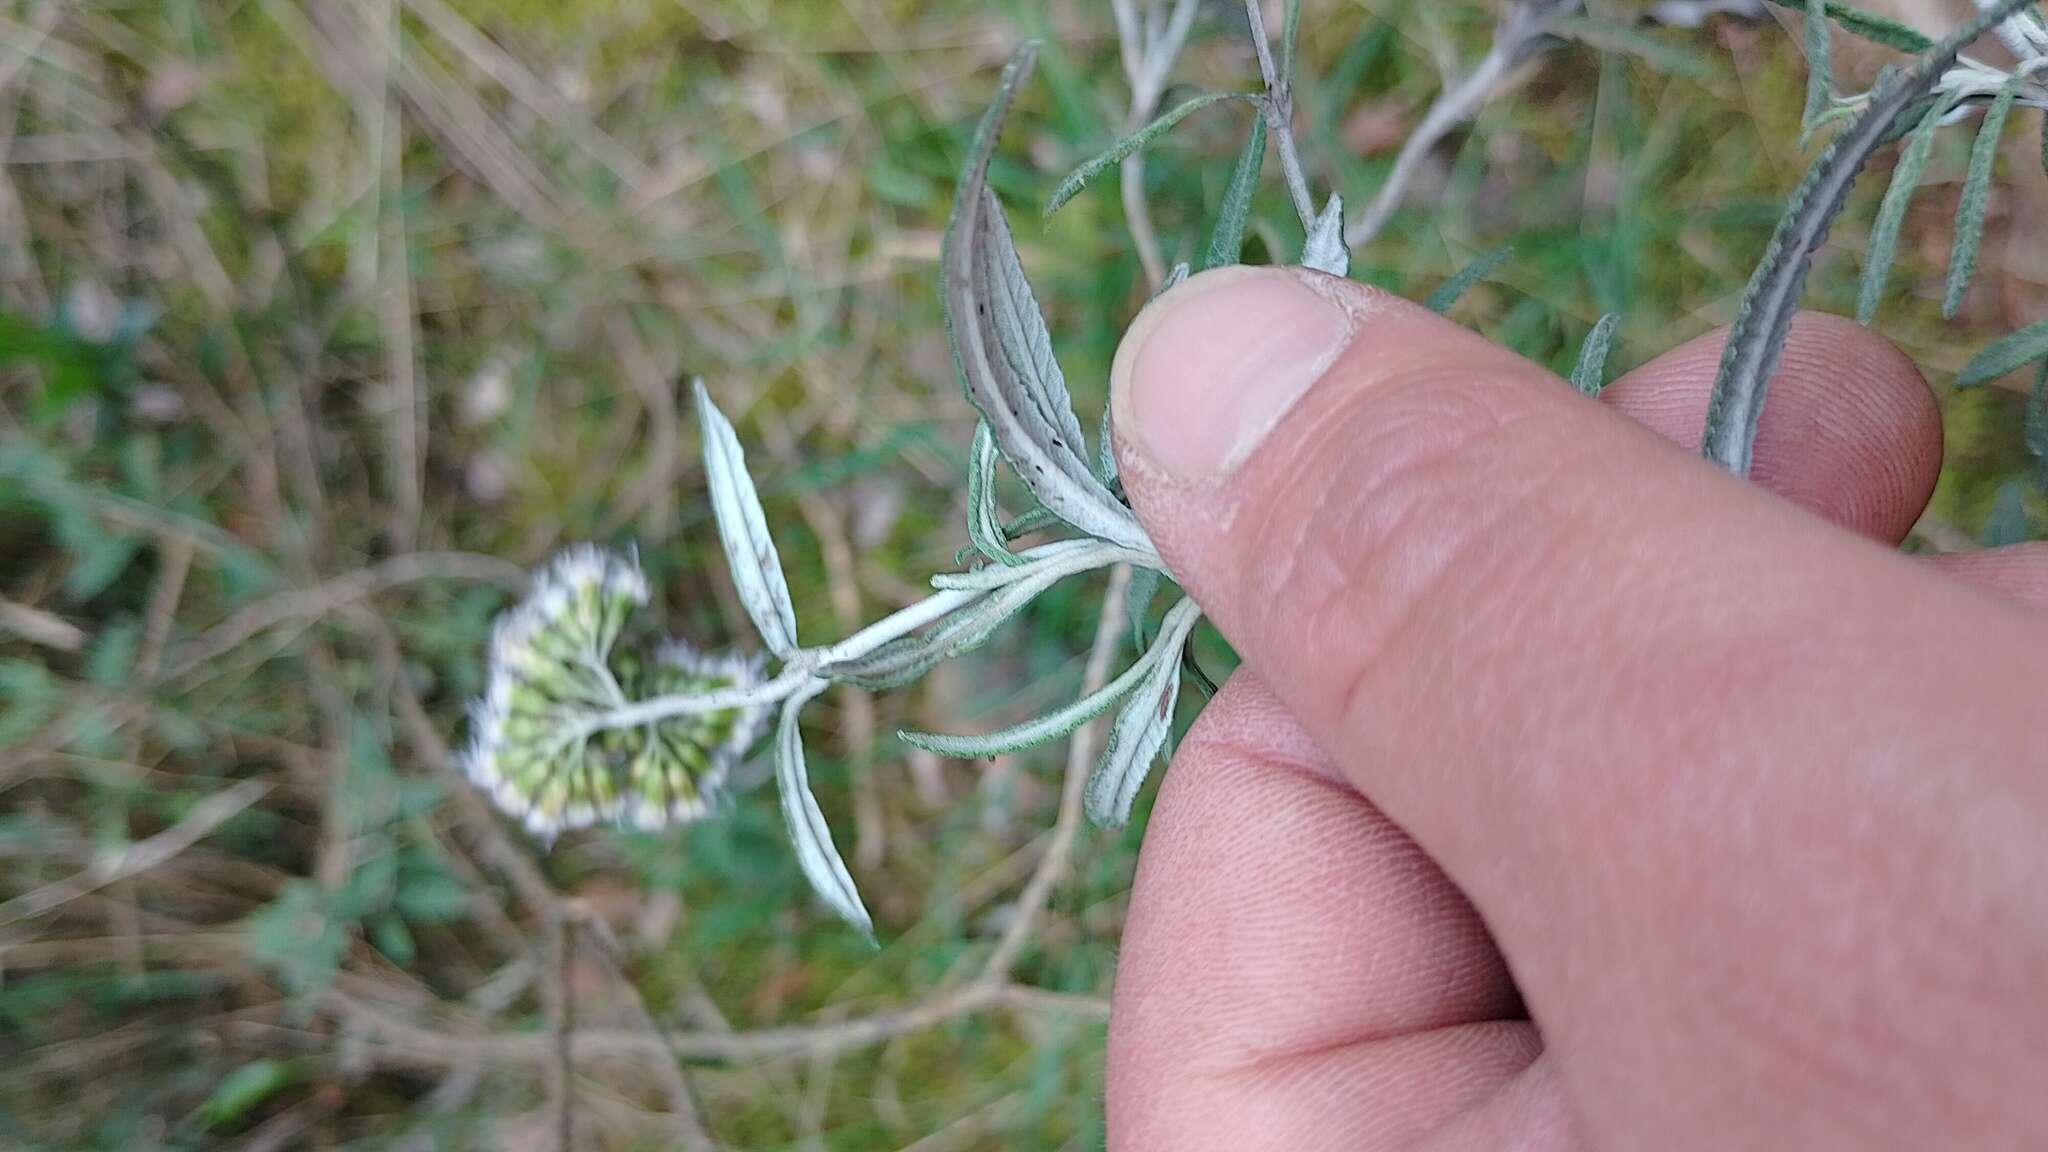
[[1111, 265, 1356, 480]]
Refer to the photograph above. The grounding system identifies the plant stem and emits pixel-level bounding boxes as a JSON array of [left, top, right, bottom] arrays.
[[562, 542, 1160, 738], [1243, 0, 1318, 229]]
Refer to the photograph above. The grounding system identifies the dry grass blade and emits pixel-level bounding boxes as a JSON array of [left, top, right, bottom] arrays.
[[0, 778, 271, 930]]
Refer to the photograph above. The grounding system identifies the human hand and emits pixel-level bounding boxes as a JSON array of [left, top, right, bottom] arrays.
[[1102, 267, 2048, 1151]]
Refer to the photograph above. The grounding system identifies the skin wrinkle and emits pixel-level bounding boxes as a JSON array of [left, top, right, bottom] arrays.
[[1229, 364, 1577, 735], [1133, 719, 1510, 1061]]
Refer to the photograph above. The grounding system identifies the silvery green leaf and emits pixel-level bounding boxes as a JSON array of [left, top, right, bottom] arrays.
[[945, 45, 1151, 553], [694, 381, 799, 658], [1425, 246, 1514, 314], [1944, 73, 2022, 318], [1084, 604, 1200, 828], [2028, 359, 2048, 481], [968, 421, 1026, 567], [1702, 0, 2034, 477], [1803, 0, 1834, 133], [1043, 92, 1244, 217], [982, 191, 1091, 466], [1126, 565, 1164, 652], [1281, 0, 1303, 81], [898, 603, 1196, 757], [1856, 94, 1949, 325], [1570, 313, 1622, 397], [775, 684, 873, 937], [1957, 315, 2048, 388], [1981, 479, 2034, 546], [1301, 194, 1350, 277], [1097, 404, 1119, 488], [1203, 114, 1266, 270], [1785, 0, 1933, 53], [1161, 262, 1191, 293]]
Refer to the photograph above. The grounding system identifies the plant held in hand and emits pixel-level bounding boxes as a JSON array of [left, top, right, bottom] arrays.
[[462, 0, 2048, 936]]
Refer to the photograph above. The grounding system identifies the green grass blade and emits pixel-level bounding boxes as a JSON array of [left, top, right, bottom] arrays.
[[1946, 74, 2022, 318], [1552, 16, 1710, 78], [1570, 313, 1622, 397], [1203, 115, 1267, 269], [1703, 0, 2034, 476], [1425, 246, 1514, 314], [1803, 0, 1833, 132], [1773, 0, 1933, 53], [1043, 92, 1244, 217], [2028, 358, 2048, 482], [1856, 95, 1949, 325], [1957, 315, 2048, 388]]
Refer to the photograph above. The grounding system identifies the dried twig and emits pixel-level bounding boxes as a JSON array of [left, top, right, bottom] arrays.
[[544, 907, 575, 1152], [324, 979, 1107, 1068], [0, 777, 271, 929], [1243, 0, 1318, 229], [0, 596, 84, 652], [978, 565, 1131, 983], [168, 550, 526, 677], [573, 912, 722, 1152], [1110, 0, 1201, 286], [1347, 0, 1581, 246]]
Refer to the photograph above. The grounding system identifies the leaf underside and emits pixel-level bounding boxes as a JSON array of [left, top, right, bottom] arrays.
[[944, 43, 1152, 554], [695, 381, 800, 658]]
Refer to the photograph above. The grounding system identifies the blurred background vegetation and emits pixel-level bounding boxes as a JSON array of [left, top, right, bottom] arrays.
[[1, 1, 2042, 1148]]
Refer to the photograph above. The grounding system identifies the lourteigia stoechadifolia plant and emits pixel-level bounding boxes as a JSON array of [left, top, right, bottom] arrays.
[[466, 1, 2048, 934]]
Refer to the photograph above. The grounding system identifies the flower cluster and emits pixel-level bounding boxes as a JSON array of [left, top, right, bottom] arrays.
[[464, 547, 766, 837]]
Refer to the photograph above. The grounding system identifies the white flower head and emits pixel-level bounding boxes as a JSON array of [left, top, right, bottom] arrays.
[[464, 546, 766, 838]]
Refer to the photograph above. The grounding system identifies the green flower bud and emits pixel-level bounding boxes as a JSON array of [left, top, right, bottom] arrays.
[[464, 547, 766, 837]]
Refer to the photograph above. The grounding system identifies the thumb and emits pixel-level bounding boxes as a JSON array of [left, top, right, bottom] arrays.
[[1109, 265, 2048, 1149]]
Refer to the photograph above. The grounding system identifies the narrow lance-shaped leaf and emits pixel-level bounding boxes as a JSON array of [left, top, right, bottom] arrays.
[[1086, 653, 1185, 828], [1570, 313, 1622, 397], [1301, 194, 1350, 277], [1803, 0, 1834, 133], [1702, 0, 2036, 477], [1957, 315, 2048, 388], [1204, 114, 1268, 270], [1551, 16, 1711, 78], [968, 421, 1027, 567], [2028, 358, 2048, 483], [1982, 479, 2034, 546], [1044, 92, 1245, 217], [1426, 246, 1515, 314], [1945, 73, 2023, 318], [898, 598, 1198, 758], [1126, 565, 1164, 652], [1097, 404, 1119, 488], [1280, 0, 1303, 84], [985, 193, 1091, 466], [1776, 0, 1934, 53], [694, 381, 799, 658], [1857, 94, 1950, 325], [775, 686, 874, 938], [946, 43, 1152, 553], [1085, 602, 1202, 827]]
